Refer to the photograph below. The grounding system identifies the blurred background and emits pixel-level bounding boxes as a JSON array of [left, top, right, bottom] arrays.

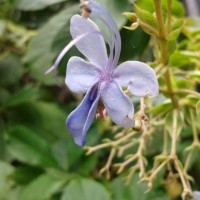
[[0, 0, 200, 200]]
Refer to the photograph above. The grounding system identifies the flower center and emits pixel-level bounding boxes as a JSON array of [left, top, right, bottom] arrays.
[[99, 71, 113, 83]]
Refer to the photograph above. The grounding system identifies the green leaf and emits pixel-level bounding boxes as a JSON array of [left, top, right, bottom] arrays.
[[166, 19, 184, 41], [0, 119, 7, 160], [8, 102, 67, 140], [171, 18, 184, 31], [0, 19, 5, 36], [0, 86, 40, 110], [148, 99, 172, 115], [176, 79, 191, 90], [0, 162, 14, 200], [76, 154, 98, 176], [188, 71, 200, 83], [183, 95, 199, 108], [19, 171, 68, 200], [120, 27, 150, 61], [13, 165, 44, 185], [134, 4, 157, 30], [23, 6, 78, 85], [169, 51, 196, 68], [0, 53, 23, 86], [61, 178, 111, 200], [166, 28, 181, 41], [6, 126, 58, 167], [123, 12, 137, 22], [110, 175, 170, 200], [135, 0, 184, 17], [52, 137, 83, 170], [110, 176, 146, 200], [166, 0, 185, 18], [13, 0, 67, 11]]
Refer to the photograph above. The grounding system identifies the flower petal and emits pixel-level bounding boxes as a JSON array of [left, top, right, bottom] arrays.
[[70, 14, 108, 68], [100, 81, 134, 128], [65, 56, 100, 93], [114, 61, 159, 98], [66, 85, 99, 146], [194, 191, 200, 200]]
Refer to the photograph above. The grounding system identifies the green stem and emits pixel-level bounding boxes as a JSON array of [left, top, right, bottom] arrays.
[[153, 0, 165, 38], [166, 0, 172, 34], [170, 109, 178, 156], [189, 109, 199, 143], [153, 0, 178, 108], [162, 128, 168, 154]]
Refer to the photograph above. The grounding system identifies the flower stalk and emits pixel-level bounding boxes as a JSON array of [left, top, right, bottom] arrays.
[[153, 0, 178, 108]]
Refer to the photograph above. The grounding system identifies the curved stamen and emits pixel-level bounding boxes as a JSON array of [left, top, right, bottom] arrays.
[[45, 30, 112, 76], [90, 13, 116, 69], [88, 2, 121, 67]]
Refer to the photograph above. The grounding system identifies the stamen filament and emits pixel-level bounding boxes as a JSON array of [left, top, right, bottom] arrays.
[[90, 13, 116, 69], [45, 30, 112, 75], [89, 4, 121, 67]]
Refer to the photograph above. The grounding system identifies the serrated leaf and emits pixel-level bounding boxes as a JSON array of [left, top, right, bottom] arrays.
[[13, 0, 67, 11], [61, 178, 111, 200], [6, 126, 58, 167]]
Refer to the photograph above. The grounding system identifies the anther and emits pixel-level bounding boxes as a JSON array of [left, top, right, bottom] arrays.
[[80, 0, 91, 18]]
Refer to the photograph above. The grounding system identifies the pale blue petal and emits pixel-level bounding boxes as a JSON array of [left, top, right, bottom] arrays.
[[65, 56, 100, 93], [66, 86, 99, 146], [100, 81, 134, 128], [70, 15, 108, 68], [114, 61, 159, 98], [194, 191, 200, 200]]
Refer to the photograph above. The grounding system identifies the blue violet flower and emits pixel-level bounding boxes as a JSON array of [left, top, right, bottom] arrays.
[[46, 0, 159, 146]]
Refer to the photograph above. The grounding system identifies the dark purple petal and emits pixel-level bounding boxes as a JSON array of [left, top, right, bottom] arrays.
[[66, 85, 100, 146]]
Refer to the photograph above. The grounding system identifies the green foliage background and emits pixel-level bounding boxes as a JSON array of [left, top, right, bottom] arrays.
[[0, 0, 199, 199]]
